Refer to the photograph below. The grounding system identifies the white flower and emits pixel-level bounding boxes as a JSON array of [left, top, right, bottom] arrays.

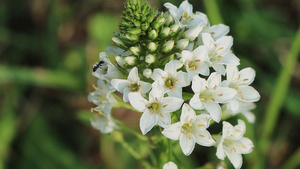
[[163, 161, 178, 169], [162, 103, 215, 156], [197, 24, 230, 45], [215, 120, 254, 169], [128, 84, 184, 135], [151, 60, 190, 98], [111, 67, 151, 102], [181, 45, 209, 80], [164, 1, 209, 40], [91, 113, 118, 134], [202, 33, 240, 75], [190, 73, 237, 122], [88, 79, 117, 114], [105, 46, 130, 57], [92, 52, 124, 82], [223, 101, 256, 123], [224, 65, 260, 113]]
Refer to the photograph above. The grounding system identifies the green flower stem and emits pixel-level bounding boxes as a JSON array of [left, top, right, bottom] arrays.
[[260, 27, 300, 155], [203, 0, 224, 24], [280, 147, 300, 169], [112, 93, 136, 111], [118, 122, 148, 141], [168, 139, 172, 161]]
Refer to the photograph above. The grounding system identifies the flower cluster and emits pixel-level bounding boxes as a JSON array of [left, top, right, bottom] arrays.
[[88, 0, 260, 168]]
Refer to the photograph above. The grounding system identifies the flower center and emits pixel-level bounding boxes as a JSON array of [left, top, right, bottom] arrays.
[[188, 60, 200, 70], [182, 123, 194, 133], [129, 82, 139, 92], [165, 77, 176, 90], [149, 102, 160, 112], [199, 92, 212, 100], [180, 11, 194, 24]]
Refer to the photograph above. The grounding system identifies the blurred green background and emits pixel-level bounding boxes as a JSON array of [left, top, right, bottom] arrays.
[[0, 0, 299, 168]]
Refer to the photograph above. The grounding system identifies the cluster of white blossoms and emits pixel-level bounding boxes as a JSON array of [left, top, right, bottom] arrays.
[[88, 0, 260, 168]]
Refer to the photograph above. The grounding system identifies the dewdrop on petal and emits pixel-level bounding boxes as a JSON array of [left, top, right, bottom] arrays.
[[145, 54, 156, 64], [143, 68, 152, 78], [125, 56, 137, 66]]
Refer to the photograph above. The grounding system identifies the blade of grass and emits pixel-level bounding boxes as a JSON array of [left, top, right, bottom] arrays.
[[259, 27, 300, 164], [280, 148, 300, 169], [203, 0, 223, 24]]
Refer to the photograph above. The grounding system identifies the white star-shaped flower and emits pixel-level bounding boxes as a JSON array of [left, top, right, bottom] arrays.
[[197, 24, 230, 45], [151, 60, 190, 98], [92, 52, 124, 82], [88, 79, 117, 114], [181, 45, 209, 80], [223, 101, 256, 123], [215, 120, 254, 169], [162, 103, 215, 156], [190, 73, 237, 122], [164, 1, 208, 40], [224, 65, 260, 113], [202, 33, 240, 75], [128, 84, 184, 135], [111, 67, 151, 102]]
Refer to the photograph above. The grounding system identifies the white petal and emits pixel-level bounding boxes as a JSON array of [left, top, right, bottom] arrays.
[[110, 79, 130, 93], [213, 87, 237, 103], [139, 109, 157, 135], [179, 0, 193, 16], [228, 120, 246, 140], [162, 122, 182, 140], [165, 60, 178, 77], [157, 112, 171, 128], [197, 63, 210, 76], [149, 84, 164, 103], [220, 52, 240, 65], [192, 45, 208, 61], [242, 111, 256, 123], [128, 92, 147, 112], [222, 121, 233, 138], [203, 101, 222, 123], [181, 50, 193, 63], [235, 137, 254, 154], [212, 64, 226, 75], [179, 133, 195, 156], [122, 88, 130, 102], [176, 71, 190, 87], [216, 143, 226, 160], [226, 65, 239, 83], [229, 99, 241, 113], [139, 81, 152, 94], [127, 67, 139, 82], [151, 69, 168, 81], [237, 86, 260, 102], [209, 24, 229, 40], [164, 3, 179, 20], [167, 87, 182, 98], [207, 72, 221, 89], [202, 33, 214, 48], [194, 114, 212, 129], [184, 25, 203, 41], [163, 161, 178, 169], [215, 36, 233, 53], [225, 151, 243, 169], [180, 103, 196, 124], [189, 94, 205, 110], [193, 130, 215, 147], [161, 97, 183, 113], [239, 67, 255, 85], [192, 76, 207, 93]]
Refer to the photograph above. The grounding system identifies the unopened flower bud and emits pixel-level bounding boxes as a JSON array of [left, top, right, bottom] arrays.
[[170, 23, 180, 33], [115, 56, 125, 67], [153, 17, 165, 30], [112, 37, 124, 46], [145, 54, 156, 64], [176, 39, 189, 50], [148, 42, 157, 52], [160, 27, 170, 37], [148, 30, 158, 40], [130, 46, 140, 56], [166, 13, 174, 25], [125, 56, 137, 65], [162, 40, 174, 53], [143, 68, 152, 78]]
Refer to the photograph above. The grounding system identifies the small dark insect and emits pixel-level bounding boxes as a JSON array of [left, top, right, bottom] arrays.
[[92, 61, 105, 72]]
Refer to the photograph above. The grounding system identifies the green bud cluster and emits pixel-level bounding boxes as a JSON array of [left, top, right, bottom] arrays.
[[112, 0, 189, 77]]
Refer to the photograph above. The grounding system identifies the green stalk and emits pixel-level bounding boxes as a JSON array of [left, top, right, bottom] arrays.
[[203, 0, 224, 24], [260, 27, 300, 154], [168, 139, 172, 161]]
